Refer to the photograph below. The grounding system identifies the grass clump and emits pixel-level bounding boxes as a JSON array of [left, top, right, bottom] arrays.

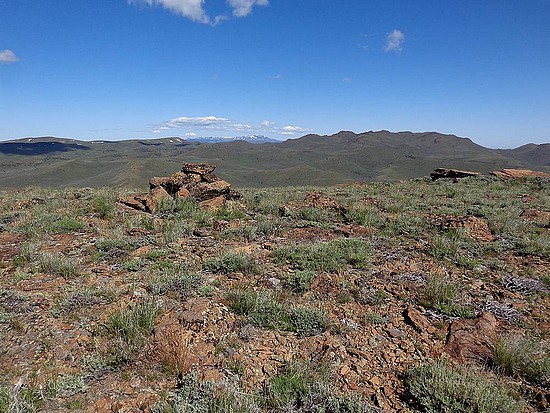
[[421, 273, 473, 318], [227, 289, 329, 337], [406, 360, 524, 413], [272, 238, 371, 272], [284, 270, 316, 293], [92, 191, 116, 219], [227, 289, 289, 330], [493, 336, 550, 386], [204, 252, 258, 275], [38, 252, 79, 278], [266, 361, 377, 412], [103, 299, 161, 365], [148, 267, 204, 300]]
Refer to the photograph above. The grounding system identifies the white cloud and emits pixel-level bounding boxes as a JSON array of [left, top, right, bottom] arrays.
[[227, 0, 268, 17], [384, 29, 405, 53], [282, 125, 309, 133], [129, 0, 267, 24], [151, 115, 311, 137], [0, 49, 19, 63], [185, 132, 197, 137], [342, 77, 352, 83]]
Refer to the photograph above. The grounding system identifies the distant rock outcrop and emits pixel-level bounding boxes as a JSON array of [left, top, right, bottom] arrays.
[[491, 168, 550, 180], [430, 168, 481, 181], [119, 162, 240, 213]]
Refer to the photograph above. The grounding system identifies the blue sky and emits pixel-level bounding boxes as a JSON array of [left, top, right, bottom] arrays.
[[1, 0, 549, 148]]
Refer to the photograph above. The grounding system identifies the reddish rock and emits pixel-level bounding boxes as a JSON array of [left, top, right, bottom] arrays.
[[199, 195, 225, 210], [190, 180, 231, 201], [462, 216, 494, 241], [405, 306, 435, 334], [118, 193, 148, 211], [491, 168, 550, 180], [144, 186, 171, 213], [444, 312, 497, 365], [177, 187, 191, 198], [180, 163, 216, 175], [430, 214, 493, 241]]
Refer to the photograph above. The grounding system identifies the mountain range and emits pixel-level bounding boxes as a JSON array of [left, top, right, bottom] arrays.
[[0, 131, 547, 189]]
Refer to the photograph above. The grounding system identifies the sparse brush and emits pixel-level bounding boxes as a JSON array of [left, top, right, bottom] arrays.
[[272, 238, 371, 272], [0, 379, 43, 413], [421, 273, 473, 318], [38, 252, 79, 278], [148, 268, 203, 300], [204, 252, 258, 275], [493, 336, 550, 386], [266, 361, 377, 412], [406, 360, 524, 413], [92, 190, 116, 219], [289, 307, 329, 338], [284, 270, 317, 293], [104, 299, 161, 365], [226, 289, 289, 330]]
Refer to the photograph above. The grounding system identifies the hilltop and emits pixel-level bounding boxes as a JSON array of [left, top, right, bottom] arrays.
[[0, 174, 548, 411], [0, 131, 548, 189]]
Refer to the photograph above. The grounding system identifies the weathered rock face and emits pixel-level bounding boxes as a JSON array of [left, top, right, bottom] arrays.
[[119, 163, 240, 213], [491, 168, 550, 180], [430, 168, 481, 181], [444, 312, 497, 365]]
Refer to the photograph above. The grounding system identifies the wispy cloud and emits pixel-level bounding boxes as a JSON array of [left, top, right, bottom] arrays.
[[384, 29, 405, 53], [129, 0, 267, 24], [342, 77, 352, 83], [151, 115, 311, 137], [227, 0, 268, 17], [0, 49, 19, 64]]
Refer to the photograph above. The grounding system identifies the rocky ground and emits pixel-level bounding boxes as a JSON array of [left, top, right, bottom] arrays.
[[0, 170, 548, 412]]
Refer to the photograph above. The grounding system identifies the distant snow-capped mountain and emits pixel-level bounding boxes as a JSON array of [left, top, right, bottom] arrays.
[[184, 135, 280, 144]]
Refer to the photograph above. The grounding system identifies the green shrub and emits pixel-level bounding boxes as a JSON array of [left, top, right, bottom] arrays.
[[406, 361, 524, 413], [284, 270, 316, 293], [204, 252, 257, 275], [51, 217, 84, 233], [149, 268, 203, 300], [266, 361, 376, 412], [289, 307, 329, 338], [272, 238, 371, 272], [13, 242, 34, 267], [226, 289, 289, 330]]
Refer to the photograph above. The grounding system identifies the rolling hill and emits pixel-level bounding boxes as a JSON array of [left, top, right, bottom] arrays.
[[0, 131, 548, 189]]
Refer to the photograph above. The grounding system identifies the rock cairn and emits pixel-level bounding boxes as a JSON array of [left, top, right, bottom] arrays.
[[120, 163, 240, 213]]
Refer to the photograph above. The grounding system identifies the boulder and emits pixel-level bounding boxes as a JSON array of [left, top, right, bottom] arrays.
[[430, 168, 481, 181], [444, 312, 497, 365]]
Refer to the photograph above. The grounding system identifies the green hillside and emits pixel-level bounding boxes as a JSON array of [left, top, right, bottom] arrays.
[[0, 132, 547, 189]]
